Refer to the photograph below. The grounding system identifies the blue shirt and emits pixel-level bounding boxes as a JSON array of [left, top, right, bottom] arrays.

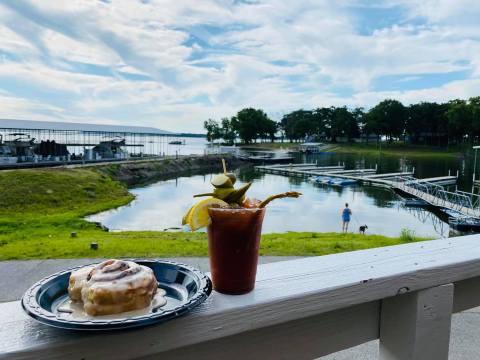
[[342, 208, 351, 221]]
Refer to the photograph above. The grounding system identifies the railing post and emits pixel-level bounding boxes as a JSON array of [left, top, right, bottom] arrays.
[[379, 284, 454, 360]]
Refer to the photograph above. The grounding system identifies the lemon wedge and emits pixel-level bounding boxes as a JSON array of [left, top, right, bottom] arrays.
[[187, 198, 228, 231], [182, 205, 194, 225]]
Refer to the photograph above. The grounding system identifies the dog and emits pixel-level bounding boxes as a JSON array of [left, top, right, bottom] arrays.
[[359, 225, 368, 235]]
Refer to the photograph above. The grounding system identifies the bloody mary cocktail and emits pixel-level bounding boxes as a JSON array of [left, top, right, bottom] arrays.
[[182, 160, 301, 295], [207, 207, 265, 294]]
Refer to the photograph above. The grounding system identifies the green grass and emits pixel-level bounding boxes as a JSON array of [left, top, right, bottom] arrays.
[[239, 141, 463, 158], [0, 230, 429, 260], [327, 143, 463, 158], [0, 168, 134, 216], [0, 167, 431, 260]]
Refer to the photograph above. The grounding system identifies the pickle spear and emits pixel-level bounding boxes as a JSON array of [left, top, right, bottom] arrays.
[[258, 191, 302, 208], [222, 182, 252, 204], [193, 183, 251, 204]]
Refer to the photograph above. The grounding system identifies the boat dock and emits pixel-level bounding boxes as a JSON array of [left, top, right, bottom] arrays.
[[390, 179, 480, 219], [255, 164, 457, 186], [363, 171, 414, 179], [255, 163, 480, 219], [256, 164, 345, 177], [416, 176, 458, 186], [256, 164, 410, 185]]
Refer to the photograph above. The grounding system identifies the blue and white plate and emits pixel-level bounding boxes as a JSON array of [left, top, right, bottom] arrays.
[[21, 259, 212, 331]]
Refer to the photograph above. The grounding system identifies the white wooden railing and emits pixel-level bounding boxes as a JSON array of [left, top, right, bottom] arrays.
[[2, 235, 480, 359]]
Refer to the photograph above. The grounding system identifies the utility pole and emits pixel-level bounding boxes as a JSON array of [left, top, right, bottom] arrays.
[[472, 146, 480, 197]]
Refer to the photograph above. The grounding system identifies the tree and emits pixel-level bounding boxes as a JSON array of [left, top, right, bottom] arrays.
[[446, 99, 472, 144], [364, 106, 383, 143], [366, 99, 406, 141], [258, 118, 278, 142], [204, 119, 222, 142], [352, 107, 366, 136], [312, 108, 333, 140], [469, 97, 480, 140], [407, 102, 446, 145], [232, 108, 272, 144], [280, 110, 313, 142], [220, 118, 236, 145], [331, 107, 359, 142]]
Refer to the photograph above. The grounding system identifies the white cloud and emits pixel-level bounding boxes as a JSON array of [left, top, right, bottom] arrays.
[[0, 0, 478, 132], [0, 93, 66, 120]]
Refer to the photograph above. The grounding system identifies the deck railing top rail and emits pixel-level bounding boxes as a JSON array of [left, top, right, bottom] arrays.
[[2, 235, 480, 359]]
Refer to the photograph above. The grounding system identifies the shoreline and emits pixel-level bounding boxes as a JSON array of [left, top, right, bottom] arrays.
[[95, 154, 245, 186], [238, 142, 464, 158], [0, 154, 431, 261]]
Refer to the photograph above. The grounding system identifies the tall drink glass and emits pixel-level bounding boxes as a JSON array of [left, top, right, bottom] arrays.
[[207, 207, 266, 294]]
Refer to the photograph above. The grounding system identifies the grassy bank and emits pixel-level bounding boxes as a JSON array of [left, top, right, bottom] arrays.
[[0, 230, 427, 260], [239, 141, 463, 158], [328, 143, 464, 158], [0, 167, 429, 260]]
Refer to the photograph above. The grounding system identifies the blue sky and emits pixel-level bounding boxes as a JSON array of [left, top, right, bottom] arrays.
[[0, 0, 479, 132]]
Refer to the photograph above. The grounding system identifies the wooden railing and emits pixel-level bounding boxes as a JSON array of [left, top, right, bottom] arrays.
[[2, 235, 480, 359]]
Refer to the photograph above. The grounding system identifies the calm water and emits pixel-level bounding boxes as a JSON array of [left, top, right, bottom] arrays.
[[87, 148, 476, 238]]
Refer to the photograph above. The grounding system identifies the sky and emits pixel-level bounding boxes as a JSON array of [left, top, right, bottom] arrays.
[[0, 0, 479, 133]]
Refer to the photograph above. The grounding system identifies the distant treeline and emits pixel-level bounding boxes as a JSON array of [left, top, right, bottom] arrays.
[[175, 133, 206, 138], [205, 97, 480, 145]]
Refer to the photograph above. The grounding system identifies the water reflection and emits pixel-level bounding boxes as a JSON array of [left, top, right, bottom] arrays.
[[403, 206, 450, 238], [87, 166, 454, 238]]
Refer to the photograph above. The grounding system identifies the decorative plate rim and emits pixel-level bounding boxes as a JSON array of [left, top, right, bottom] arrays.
[[21, 259, 212, 330]]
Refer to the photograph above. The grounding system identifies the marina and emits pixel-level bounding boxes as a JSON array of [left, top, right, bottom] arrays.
[[255, 163, 480, 227], [87, 164, 462, 238], [0, 119, 209, 169]]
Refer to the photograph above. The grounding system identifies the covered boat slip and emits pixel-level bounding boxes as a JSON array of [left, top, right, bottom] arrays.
[[3, 235, 480, 359], [0, 119, 178, 168]]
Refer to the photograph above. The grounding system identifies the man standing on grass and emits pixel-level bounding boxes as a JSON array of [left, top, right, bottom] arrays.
[[342, 203, 352, 233]]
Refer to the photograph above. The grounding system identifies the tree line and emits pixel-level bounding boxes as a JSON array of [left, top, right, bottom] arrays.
[[204, 108, 277, 144], [205, 97, 480, 145]]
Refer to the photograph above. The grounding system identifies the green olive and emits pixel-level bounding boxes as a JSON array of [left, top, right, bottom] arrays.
[[225, 172, 237, 186], [211, 174, 233, 188]]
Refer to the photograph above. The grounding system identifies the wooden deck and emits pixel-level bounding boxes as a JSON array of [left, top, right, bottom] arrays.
[[3, 235, 480, 359]]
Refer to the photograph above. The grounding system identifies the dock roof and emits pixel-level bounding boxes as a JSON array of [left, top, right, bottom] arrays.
[[0, 119, 174, 135]]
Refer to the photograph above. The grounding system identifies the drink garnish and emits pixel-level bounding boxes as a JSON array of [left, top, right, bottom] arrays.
[[185, 198, 228, 231], [258, 191, 302, 208], [183, 159, 302, 230]]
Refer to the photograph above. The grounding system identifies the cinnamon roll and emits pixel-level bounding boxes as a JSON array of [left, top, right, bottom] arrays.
[[68, 265, 94, 301], [69, 259, 158, 316]]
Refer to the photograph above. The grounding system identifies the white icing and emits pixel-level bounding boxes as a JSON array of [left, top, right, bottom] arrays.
[[57, 289, 168, 320], [84, 260, 156, 292]]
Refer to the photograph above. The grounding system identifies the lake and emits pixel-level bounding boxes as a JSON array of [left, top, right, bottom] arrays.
[[87, 147, 476, 238]]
